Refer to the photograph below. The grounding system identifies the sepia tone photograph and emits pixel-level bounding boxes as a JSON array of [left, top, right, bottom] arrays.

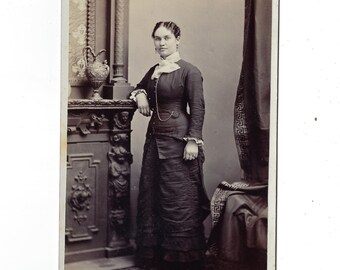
[[4, 1, 340, 270], [61, 0, 278, 269]]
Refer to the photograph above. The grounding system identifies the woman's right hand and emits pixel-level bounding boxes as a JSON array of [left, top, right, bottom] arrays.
[[136, 93, 151, 116]]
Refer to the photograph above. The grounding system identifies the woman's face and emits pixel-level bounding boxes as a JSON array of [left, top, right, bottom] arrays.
[[153, 26, 180, 58]]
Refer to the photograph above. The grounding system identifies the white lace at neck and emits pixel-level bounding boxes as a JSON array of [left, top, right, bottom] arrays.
[[151, 52, 181, 80]]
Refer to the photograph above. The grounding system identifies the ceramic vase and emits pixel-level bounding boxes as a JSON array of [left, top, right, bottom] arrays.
[[83, 46, 110, 100]]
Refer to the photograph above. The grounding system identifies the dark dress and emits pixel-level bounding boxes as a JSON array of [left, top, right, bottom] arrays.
[[135, 59, 210, 268]]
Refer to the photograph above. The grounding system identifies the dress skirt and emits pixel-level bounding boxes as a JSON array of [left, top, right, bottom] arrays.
[[136, 136, 210, 265]]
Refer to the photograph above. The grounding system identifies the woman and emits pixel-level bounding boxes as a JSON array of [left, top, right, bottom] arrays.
[[131, 21, 209, 270]]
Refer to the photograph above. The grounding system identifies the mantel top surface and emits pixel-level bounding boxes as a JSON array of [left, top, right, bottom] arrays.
[[68, 99, 136, 110]]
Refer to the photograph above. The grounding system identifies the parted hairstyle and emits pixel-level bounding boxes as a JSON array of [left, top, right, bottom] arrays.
[[151, 21, 181, 39]]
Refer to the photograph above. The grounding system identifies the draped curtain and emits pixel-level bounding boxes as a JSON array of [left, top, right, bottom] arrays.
[[207, 1, 272, 269], [234, 0, 272, 184]]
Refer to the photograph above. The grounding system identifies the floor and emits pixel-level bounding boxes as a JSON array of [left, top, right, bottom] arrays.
[[64, 255, 140, 270], [64, 255, 217, 270]]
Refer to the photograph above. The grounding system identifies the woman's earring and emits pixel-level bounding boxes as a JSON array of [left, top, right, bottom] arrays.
[[176, 44, 179, 51]]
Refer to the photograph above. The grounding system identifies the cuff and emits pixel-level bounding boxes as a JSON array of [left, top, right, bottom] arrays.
[[183, 137, 204, 146], [129, 89, 147, 102]]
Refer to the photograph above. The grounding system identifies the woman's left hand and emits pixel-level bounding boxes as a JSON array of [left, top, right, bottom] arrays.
[[183, 140, 198, 160]]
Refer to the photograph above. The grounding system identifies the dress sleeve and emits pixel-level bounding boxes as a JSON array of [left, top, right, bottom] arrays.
[[129, 66, 156, 101], [183, 136, 204, 146], [135, 73, 149, 90], [129, 89, 147, 102], [185, 66, 205, 140]]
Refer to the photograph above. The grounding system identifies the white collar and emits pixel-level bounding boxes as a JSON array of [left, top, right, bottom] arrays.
[[151, 52, 181, 80], [160, 51, 181, 63]]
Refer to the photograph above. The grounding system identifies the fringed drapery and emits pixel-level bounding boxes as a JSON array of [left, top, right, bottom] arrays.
[[207, 181, 268, 270]]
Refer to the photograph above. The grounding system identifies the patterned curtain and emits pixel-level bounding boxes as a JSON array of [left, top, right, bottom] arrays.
[[206, 3, 272, 269], [234, 0, 272, 184]]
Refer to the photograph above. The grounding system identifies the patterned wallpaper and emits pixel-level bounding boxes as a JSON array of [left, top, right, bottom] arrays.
[[69, 0, 88, 85]]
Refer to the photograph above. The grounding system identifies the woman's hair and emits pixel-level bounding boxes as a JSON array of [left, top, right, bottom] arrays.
[[151, 21, 181, 38]]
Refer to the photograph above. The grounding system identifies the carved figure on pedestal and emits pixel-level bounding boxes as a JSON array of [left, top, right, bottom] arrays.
[[108, 144, 132, 201], [107, 132, 133, 248]]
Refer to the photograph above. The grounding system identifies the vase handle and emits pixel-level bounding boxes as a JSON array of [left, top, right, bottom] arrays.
[[95, 49, 106, 59], [83, 46, 96, 66]]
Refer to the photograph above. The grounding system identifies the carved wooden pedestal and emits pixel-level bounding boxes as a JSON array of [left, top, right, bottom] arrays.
[[66, 99, 135, 263]]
